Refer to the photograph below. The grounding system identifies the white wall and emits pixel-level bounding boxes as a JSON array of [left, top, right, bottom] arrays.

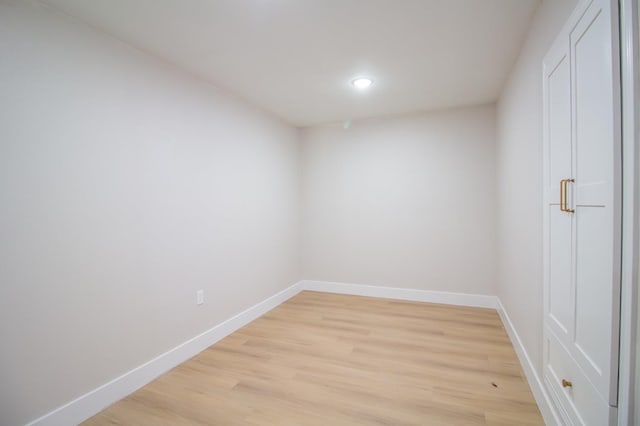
[[301, 105, 497, 295], [0, 2, 300, 425], [495, 0, 578, 375]]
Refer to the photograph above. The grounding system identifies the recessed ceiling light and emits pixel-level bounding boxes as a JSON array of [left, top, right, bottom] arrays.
[[351, 77, 373, 89]]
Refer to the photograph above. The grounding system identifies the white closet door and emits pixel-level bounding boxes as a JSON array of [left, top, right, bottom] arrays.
[[544, 36, 573, 344], [542, 0, 621, 423], [570, 0, 621, 405]]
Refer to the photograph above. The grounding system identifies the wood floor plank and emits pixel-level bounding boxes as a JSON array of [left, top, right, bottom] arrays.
[[83, 291, 543, 425]]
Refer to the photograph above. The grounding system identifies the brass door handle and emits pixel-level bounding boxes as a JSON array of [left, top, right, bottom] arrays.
[[562, 378, 573, 388], [560, 179, 575, 213]]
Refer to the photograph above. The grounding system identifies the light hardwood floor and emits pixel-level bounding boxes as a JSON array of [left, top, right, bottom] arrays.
[[83, 291, 543, 425]]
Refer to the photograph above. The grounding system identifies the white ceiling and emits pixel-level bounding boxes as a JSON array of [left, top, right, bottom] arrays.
[[42, 0, 539, 127]]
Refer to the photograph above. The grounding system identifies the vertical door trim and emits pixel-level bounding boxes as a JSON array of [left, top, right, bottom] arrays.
[[617, 0, 639, 424]]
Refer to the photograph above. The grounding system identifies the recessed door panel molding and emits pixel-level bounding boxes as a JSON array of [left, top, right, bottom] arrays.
[[574, 206, 614, 379], [543, 22, 574, 346], [549, 51, 573, 195], [572, 0, 615, 208], [548, 206, 573, 336], [542, 0, 621, 423]]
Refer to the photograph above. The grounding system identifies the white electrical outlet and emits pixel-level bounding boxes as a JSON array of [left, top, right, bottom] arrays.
[[196, 289, 204, 305]]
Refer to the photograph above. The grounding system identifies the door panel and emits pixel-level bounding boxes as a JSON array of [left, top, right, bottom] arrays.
[[548, 206, 573, 336], [545, 330, 610, 425], [549, 52, 572, 194], [574, 205, 613, 383], [544, 28, 574, 349], [573, 3, 614, 208], [570, 0, 620, 405]]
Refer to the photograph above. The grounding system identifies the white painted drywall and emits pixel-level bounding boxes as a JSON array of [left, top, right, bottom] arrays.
[[42, 0, 539, 127], [300, 105, 497, 295], [495, 0, 578, 375], [0, 2, 300, 425]]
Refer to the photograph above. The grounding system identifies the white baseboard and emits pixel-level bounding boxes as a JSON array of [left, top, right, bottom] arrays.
[[27, 281, 304, 426], [27, 280, 556, 426], [301, 280, 499, 309], [497, 299, 561, 426]]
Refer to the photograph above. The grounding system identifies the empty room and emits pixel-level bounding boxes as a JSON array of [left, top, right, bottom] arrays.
[[1, 0, 639, 425]]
